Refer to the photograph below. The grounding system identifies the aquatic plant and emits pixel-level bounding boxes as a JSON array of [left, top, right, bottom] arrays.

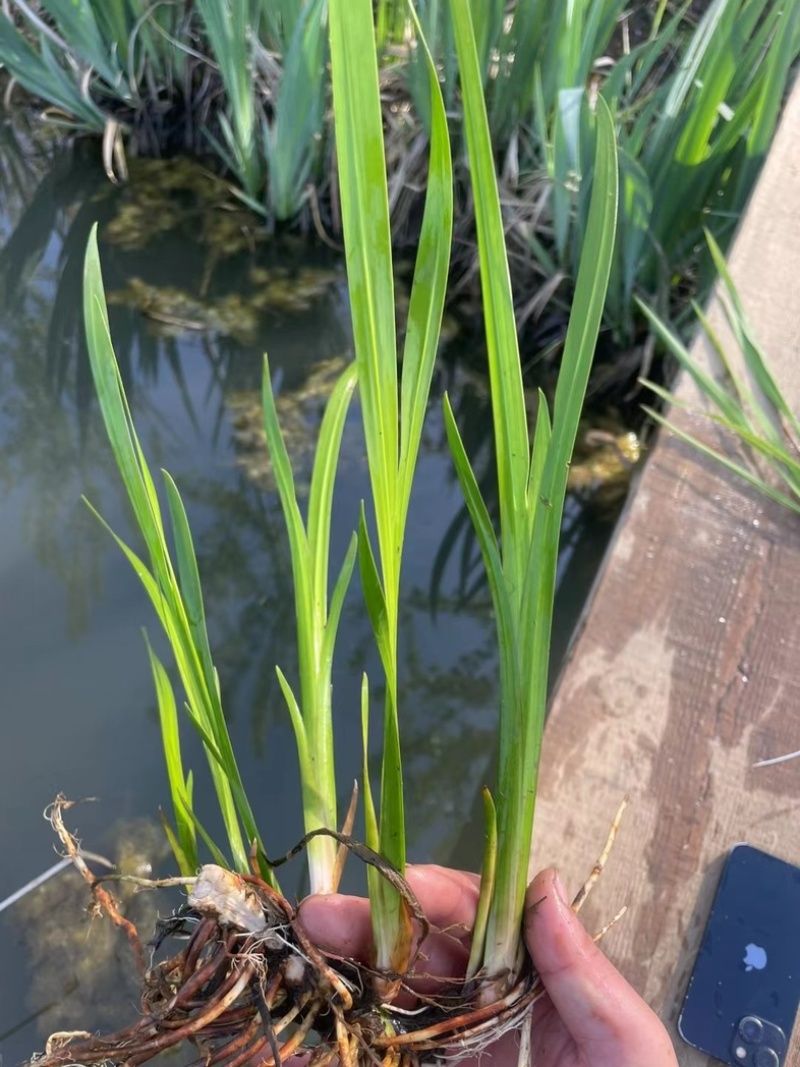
[[360, 0, 800, 350], [0, 0, 329, 220], [600, 0, 800, 343], [30, 0, 619, 1064], [0, 0, 796, 355], [443, 0, 617, 998], [640, 230, 800, 516]]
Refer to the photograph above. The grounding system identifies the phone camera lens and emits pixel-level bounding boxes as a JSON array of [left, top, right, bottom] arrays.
[[754, 1049, 780, 1067], [739, 1017, 764, 1043]]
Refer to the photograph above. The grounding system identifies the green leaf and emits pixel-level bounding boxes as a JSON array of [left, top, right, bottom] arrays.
[[307, 363, 358, 627], [329, 0, 398, 566], [176, 795, 233, 870], [331, 0, 455, 968], [322, 534, 358, 673], [261, 356, 311, 581], [643, 406, 800, 515], [0, 19, 105, 128], [398, 0, 454, 518], [262, 355, 357, 893], [196, 0, 263, 200], [446, 7, 619, 983], [146, 637, 197, 874], [275, 666, 307, 755], [637, 297, 753, 432], [442, 396, 515, 656], [451, 0, 529, 596], [357, 509, 392, 681], [162, 473, 216, 697], [83, 226, 269, 884], [465, 787, 497, 981], [265, 0, 328, 218], [641, 225, 800, 520], [159, 812, 193, 876], [360, 674, 379, 855], [526, 390, 552, 537]]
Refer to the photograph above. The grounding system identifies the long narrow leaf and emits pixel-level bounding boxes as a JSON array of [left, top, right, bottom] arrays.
[[146, 638, 198, 874], [398, 2, 454, 517], [450, 0, 529, 595]]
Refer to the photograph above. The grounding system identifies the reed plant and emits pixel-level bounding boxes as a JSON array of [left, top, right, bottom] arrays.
[[327, 0, 453, 973], [76, 0, 452, 955], [33, 0, 620, 1063], [0, 0, 328, 219], [443, 0, 617, 1000], [413, 0, 799, 345], [601, 0, 800, 342], [640, 231, 800, 516], [2, 1, 796, 351]]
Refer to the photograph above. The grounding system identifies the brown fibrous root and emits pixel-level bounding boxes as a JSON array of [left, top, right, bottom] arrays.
[[31, 796, 627, 1067]]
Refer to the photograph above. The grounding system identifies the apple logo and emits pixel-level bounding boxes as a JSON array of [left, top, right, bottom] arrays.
[[744, 944, 768, 972]]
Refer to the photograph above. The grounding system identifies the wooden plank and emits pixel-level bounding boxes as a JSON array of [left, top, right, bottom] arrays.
[[530, 82, 800, 1064]]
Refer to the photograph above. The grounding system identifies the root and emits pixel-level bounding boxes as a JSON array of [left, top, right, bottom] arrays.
[[46, 795, 147, 979], [570, 795, 628, 916], [32, 798, 628, 1067]]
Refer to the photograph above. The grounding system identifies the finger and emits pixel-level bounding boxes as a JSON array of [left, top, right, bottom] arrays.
[[401, 866, 477, 998], [298, 865, 480, 956], [524, 869, 677, 1062], [297, 893, 372, 960], [297, 866, 480, 999], [406, 865, 480, 941]]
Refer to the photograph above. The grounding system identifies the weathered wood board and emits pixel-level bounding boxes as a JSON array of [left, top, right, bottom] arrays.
[[530, 82, 800, 1064]]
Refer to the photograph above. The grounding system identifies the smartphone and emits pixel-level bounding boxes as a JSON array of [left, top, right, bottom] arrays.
[[678, 844, 800, 1066]]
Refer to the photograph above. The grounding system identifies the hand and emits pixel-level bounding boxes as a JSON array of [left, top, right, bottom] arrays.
[[298, 864, 678, 1067]]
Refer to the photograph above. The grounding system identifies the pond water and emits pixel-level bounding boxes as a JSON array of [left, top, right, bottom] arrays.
[[0, 119, 623, 1063]]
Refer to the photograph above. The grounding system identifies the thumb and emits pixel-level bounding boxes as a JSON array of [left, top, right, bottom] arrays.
[[524, 868, 674, 1061]]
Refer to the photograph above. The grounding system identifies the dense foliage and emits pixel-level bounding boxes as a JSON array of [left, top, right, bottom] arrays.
[[1, 0, 798, 348]]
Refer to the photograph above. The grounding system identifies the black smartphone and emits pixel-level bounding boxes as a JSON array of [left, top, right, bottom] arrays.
[[679, 844, 800, 1066]]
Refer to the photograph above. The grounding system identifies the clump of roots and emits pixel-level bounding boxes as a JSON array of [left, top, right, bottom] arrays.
[[32, 797, 627, 1067]]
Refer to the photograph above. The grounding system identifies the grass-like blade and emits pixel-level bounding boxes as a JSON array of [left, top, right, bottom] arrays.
[[642, 228, 800, 518], [146, 637, 198, 874], [83, 224, 274, 884], [329, 0, 453, 969], [465, 787, 497, 982], [449, 0, 619, 989], [643, 404, 800, 515], [260, 354, 358, 893], [398, 1, 453, 516], [451, 0, 529, 593]]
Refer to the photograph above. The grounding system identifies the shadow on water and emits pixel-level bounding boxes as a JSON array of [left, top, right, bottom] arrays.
[[0, 116, 627, 1062]]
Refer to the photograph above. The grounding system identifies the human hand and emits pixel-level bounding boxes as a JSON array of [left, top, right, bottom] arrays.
[[298, 864, 678, 1067]]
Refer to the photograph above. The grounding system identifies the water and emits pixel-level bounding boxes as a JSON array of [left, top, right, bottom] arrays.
[[0, 119, 620, 1063]]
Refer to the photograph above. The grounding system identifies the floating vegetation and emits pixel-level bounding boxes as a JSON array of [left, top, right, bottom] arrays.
[[98, 161, 343, 346], [105, 265, 341, 344], [226, 356, 355, 492], [100, 159, 248, 253], [107, 279, 260, 342], [248, 266, 341, 314], [567, 423, 643, 508]]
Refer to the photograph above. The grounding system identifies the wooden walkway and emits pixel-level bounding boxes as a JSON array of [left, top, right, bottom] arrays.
[[530, 82, 800, 1064]]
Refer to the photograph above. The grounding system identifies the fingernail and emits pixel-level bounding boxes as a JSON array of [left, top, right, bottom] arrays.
[[552, 870, 569, 905]]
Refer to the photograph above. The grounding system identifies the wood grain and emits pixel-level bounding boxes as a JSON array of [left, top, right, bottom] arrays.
[[530, 82, 800, 1065]]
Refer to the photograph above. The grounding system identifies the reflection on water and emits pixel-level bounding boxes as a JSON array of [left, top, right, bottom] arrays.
[[0, 118, 622, 1063]]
